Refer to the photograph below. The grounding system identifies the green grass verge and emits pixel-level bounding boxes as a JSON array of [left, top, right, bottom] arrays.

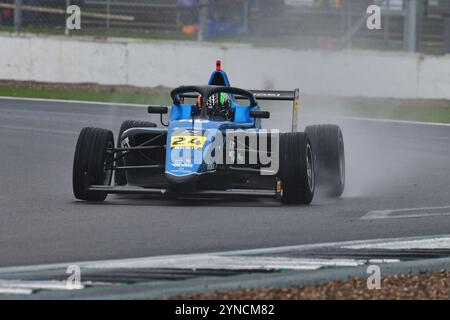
[[1, 84, 450, 123], [0, 84, 171, 105]]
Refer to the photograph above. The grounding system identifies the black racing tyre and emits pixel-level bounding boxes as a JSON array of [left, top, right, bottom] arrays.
[[278, 132, 315, 205], [305, 124, 345, 197], [73, 127, 114, 201], [115, 120, 157, 186]]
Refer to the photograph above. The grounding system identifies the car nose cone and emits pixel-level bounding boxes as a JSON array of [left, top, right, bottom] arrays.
[[165, 172, 197, 192]]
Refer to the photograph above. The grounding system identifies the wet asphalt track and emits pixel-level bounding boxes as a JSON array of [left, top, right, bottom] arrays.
[[0, 97, 449, 267]]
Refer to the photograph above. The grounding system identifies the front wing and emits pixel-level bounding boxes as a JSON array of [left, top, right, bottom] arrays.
[[88, 185, 277, 199]]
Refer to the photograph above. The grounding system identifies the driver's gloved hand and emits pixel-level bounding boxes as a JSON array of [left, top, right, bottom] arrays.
[[207, 93, 234, 121]]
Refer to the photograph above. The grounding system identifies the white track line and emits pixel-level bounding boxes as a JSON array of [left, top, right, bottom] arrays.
[[0, 280, 83, 291], [361, 206, 450, 220], [84, 256, 370, 271], [343, 237, 450, 250], [0, 287, 33, 295], [0, 234, 446, 275], [339, 116, 450, 127], [0, 96, 147, 108]]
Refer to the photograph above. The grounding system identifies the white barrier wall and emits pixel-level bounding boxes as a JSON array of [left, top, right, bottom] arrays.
[[0, 33, 449, 99]]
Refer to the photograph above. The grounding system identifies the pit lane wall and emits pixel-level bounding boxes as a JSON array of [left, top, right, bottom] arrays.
[[0, 33, 449, 100]]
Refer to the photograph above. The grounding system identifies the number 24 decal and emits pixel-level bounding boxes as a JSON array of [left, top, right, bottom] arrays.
[[170, 135, 206, 149]]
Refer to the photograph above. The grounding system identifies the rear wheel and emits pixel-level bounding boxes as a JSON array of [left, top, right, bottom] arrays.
[[73, 127, 114, 201], [305, 124, 345, 197], [115, 120, 157, 185], [278, 132, 315, 204]]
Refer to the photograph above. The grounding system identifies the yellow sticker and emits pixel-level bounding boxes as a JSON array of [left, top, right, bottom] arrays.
[[170, 135, 207, 149]]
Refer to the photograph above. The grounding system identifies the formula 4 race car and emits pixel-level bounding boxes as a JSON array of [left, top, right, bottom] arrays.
[[73, 61, 345, 204]]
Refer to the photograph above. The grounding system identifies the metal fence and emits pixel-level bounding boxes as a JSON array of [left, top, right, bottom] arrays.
[[1, 0, 449, 54]]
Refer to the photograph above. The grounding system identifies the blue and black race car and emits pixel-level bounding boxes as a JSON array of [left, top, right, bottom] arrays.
[[73, 61, 345, 204]]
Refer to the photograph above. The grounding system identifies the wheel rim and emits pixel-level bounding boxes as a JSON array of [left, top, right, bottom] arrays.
[[306, 143, 314, 192]]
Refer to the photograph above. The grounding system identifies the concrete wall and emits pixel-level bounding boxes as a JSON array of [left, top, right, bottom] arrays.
[[0, 33, 449, 99]]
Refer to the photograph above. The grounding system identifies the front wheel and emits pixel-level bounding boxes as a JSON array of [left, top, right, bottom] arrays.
[[73, 127, 114, 201], [115, 120, 157, 186], [278, 132, 315, 205]]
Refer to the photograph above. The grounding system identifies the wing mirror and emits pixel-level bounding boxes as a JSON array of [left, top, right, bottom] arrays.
[[249, 110, 270, 119], [148, 105, 168, 114], [148, 105, 169, 127]]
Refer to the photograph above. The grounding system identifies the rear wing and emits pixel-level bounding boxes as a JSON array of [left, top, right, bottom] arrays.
[[243, 89, 300, 132], [179, 89, 300, 132], [245, 90, 297, 101]]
